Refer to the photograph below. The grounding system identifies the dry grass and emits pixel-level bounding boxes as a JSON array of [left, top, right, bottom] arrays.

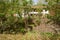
[[0, 32, 42, 40], [0, 32, 60, 40], [0, 34, 23, 40]]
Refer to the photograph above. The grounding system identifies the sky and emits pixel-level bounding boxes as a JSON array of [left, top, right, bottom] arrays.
[[33, 0, 38, 5], [33, 0, 48, 5]]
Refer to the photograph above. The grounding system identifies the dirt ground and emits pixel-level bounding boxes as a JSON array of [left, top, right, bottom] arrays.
[[33, 17, 60, 33]]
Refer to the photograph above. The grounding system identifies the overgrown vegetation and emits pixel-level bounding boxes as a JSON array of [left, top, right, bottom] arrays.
[[46, 0, 60, 34], [0, 0, 60, 40], [0, 32, 60, 40], [0, 0, 41, 34]]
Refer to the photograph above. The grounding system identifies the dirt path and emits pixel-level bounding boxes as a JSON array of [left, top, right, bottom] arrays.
[[33, 17, 57, 33]]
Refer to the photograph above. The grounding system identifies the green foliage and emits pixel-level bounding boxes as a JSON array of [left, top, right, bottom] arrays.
[[46, 1, 60, 33], [47, 3, 60, 25], [40, 32, 60, 40], [46, 0, 60, 24], [0, 0, 24, 34], [0, 0, 41, 34]]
